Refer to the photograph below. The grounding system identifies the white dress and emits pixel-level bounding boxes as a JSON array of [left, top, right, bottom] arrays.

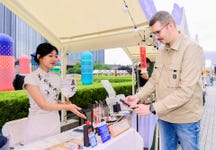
[[23, 68, 61, 144]]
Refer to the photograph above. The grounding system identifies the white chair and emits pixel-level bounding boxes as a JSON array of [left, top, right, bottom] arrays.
[[2, 117, 28, 148]]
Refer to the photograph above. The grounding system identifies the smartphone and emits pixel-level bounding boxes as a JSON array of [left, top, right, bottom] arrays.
[[120, 99, 138, 109], [119, 99, 130, 107]]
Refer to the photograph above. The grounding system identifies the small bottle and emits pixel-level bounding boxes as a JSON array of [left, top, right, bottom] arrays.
[[94, 101, 99, 126], [91, 103, 95, 125], [99, 100, 104, 119], [83, 120, 93, 147]]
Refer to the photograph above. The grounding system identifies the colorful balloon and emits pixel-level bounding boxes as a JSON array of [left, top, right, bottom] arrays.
[[0, 33, 15, 91]]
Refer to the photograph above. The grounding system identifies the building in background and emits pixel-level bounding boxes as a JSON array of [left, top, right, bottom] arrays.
[[0, 3, 104, 68], [0, 4, 47, 59]]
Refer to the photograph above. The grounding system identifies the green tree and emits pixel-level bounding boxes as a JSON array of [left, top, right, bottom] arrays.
[[94, 63, 112, 70], [67, 62, 81, 74], [67, 63, 112, 74]]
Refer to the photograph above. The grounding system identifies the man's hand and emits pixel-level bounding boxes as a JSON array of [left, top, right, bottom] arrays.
[[132, 104, 151, 116], [125, 95, 139, 106]]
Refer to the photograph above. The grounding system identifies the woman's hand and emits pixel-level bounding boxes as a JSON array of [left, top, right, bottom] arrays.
[[58, 97, 86, 119], [67, 104, 86, 119], [65, 97, 86, 119]]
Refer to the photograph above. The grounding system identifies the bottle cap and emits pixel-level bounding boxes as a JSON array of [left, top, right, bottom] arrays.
[[85, 120, 91, 125]]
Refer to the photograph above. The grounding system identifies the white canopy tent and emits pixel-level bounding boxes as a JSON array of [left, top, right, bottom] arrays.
[[0, 0, 156, 70], [0, 0, 189, 72]]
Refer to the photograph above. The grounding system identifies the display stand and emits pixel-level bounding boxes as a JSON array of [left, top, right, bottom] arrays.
[[101, 80, 130, 115]]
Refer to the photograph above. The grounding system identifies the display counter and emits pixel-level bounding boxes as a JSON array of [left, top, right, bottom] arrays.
[[14, 124, 143, 150]]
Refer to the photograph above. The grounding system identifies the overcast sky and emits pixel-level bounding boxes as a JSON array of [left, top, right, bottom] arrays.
[[105, 0, 215, 65], [154, 0, 215, 51]]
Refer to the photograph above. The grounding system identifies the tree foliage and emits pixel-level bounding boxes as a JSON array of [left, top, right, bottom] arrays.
[[93, 63, 112, 70], [67, 63, 112, 74], [67, 62, 81, 74]]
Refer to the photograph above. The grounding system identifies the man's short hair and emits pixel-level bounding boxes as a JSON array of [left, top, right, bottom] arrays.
[[149, 11, 175, 27]]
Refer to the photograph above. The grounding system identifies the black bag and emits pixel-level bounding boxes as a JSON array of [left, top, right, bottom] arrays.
[[0, 135, 8, 148], [13, 74, 25, 90]]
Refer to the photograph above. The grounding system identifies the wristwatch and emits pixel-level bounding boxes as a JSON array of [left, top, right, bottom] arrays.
[[149, 104, 156, 115]]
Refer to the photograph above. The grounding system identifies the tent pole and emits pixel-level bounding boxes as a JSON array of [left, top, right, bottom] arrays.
[[131, 62, 135, 95], [60, 48, 68, 122]]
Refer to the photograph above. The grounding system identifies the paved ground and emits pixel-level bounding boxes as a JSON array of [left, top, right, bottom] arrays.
[[200, 84, 216, 150], [177, 84, 216, 150]]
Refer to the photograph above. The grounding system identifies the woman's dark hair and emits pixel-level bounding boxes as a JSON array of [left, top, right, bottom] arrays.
[[34, 43, 58, 64]]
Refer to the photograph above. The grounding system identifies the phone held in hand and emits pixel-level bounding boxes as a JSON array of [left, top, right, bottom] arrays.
[[119, 99, 138, 110], [119, 99, 130, 107]]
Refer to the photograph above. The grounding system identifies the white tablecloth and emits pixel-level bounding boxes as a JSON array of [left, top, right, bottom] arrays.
[[131, 112, 157, 149], [14, 125, 143, 150]]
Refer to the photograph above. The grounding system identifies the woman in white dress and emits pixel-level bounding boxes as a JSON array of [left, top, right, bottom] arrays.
[[23, 43, 86, 144]]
